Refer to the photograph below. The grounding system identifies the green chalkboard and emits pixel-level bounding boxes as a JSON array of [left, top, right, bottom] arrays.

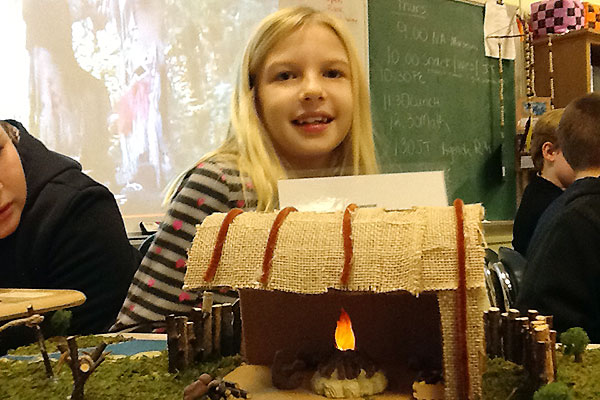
[[369, 0, 516, 220]]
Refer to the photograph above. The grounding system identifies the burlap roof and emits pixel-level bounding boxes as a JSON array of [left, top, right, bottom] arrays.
[[184, 204, 485, 294]]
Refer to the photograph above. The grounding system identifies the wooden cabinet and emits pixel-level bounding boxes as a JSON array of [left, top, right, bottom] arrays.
[[534, 29, 600, 108]]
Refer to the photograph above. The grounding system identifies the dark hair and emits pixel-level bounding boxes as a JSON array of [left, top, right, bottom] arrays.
[[558, 93, 600, 171], [530, 108, 564, 172], [0, 121, 20, 144]]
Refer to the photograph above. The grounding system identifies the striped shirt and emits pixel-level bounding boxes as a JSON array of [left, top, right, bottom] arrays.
[[111, 158, 257, 331]]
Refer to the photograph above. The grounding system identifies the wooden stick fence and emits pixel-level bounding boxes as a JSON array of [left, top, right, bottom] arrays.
[[484, 307, 556, 389], [167, 292, 241, 372]]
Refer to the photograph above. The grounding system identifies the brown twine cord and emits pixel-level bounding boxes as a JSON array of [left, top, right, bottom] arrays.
[[260, 207, 298, 285], [453, 198, 470, 399], [203, 208, 244, 282], [340, 203, 359, 286]]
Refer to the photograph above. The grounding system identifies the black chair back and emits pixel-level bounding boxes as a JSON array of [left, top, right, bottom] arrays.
[[138, 233, 157, 258], [498, 246, 527, 295]]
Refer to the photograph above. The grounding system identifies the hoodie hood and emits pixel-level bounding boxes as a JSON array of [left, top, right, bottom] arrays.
[[4, 120, 82, 214], [562, 176, 600, 204]]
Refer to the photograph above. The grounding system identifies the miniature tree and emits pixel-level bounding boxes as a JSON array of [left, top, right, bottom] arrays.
[[533, 382, 572, 400], [49, 309, 72, 336], [560, 327, 590, 363], [57, 336, 108, 400]]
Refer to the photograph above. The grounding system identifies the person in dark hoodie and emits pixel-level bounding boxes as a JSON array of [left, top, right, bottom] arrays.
[[517, 93, 600, 343], [0, 120, 140, 354]]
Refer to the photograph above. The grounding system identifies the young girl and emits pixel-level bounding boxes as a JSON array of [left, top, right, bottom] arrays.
[[112, 6, 378, 331]]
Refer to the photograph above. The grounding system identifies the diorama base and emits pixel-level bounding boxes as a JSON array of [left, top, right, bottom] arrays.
[[225, 364, 413, 399]]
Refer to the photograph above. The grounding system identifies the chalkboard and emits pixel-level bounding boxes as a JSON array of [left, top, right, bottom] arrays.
[[368, 0, 516, 220]]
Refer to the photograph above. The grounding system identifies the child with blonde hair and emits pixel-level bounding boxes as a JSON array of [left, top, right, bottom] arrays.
[[512, 108, 575, 256], [112, 6, 378, 331]]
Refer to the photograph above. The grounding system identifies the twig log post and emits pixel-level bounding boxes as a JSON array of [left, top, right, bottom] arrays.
[[202, 292, 214, 356], [528, 309, 539, 322], [169, 315, 192, 371], [534, 324, 554, 383], [232, 298, 242, 355], [532, 340, 547, 387], [515, 317, 529, 365], [26, 306, 53, 379], [186, 321, 196, 362], [61, 336, 107, 400], [34, 325, 53, 379], [550, 330, 557, 378], [484, 307, 502, 358], [506, 309, 522, 363], [1, 308, 52, 379], [212, 304, 223, 357], [177, 316, 191, 369], [166, 315, 179, 373], [190, 307, 205, 360]]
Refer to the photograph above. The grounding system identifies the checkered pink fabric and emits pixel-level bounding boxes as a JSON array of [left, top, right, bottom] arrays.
[[531, 0, 584, 38]]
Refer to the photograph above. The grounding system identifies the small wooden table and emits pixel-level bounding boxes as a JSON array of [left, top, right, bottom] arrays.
[[0, 289, 86, 321]]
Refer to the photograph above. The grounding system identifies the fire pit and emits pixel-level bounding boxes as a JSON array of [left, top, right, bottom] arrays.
[[184, 204, 487, 399], [310, 308, 387, 398], [230, 288, 443, 398]]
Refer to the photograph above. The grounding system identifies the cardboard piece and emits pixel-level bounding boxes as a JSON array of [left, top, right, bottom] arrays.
[[238, 289, 442, 395]]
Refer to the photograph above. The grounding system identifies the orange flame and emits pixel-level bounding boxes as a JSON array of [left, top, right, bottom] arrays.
[[335, 308, 356, 351]]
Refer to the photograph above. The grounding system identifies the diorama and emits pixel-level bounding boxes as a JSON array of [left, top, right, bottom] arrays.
[[3, 204, 600, 399], [183, 202, 487, 399]]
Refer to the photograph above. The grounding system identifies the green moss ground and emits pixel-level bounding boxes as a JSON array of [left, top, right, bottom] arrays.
[[483, 348, 600, 400], [556, 348, 600, 399], [1, 338, 242, 400], [3, 338, 600, 399], [482, 357, 535, 400]]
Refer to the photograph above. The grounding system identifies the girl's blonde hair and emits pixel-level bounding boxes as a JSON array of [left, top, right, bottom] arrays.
[[166, 6, 378, 211]]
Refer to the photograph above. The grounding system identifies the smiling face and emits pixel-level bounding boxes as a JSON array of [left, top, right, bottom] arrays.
[[255, 23, 353, 173], [0, 125, 27, 239]]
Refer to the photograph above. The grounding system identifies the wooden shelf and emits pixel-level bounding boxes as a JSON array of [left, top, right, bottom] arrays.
[[534, 29, 600, 108]]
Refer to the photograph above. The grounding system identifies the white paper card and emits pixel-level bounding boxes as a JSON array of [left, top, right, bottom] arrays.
[[278, 171, 448, 212], [484, 0, 519, 59]]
